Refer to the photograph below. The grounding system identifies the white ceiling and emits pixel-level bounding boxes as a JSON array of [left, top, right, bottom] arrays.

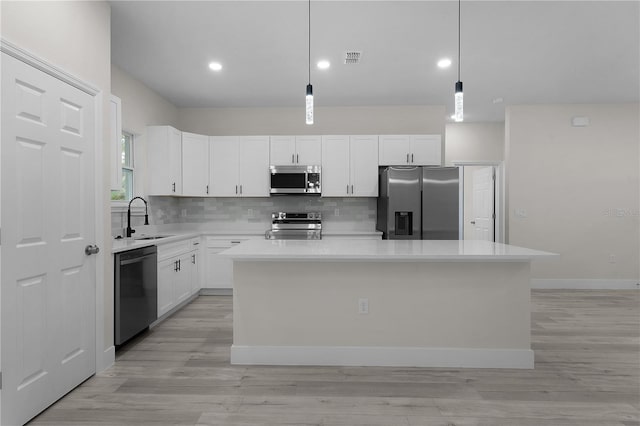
[[110, 1, 639, 122]]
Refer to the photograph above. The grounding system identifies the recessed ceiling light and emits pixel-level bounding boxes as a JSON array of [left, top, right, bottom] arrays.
[[208, 62, 222, 71], [317, 60, 330, 70], [437, 58, 452, 68]]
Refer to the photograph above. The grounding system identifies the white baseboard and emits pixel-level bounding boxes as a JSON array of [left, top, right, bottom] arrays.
[[199, 288, 233, 296], [97, 345, 115, 373], [231, 345, 534, 369], [532, 279, 639, 290]]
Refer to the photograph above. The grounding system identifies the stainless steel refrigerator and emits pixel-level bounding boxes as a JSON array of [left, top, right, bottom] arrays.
[[376, 166, 460, 240]]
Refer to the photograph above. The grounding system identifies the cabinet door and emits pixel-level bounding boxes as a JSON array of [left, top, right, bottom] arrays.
[[350, 135, 379, 197], [239, 136, 270, 197], [157, 257, 177, 317], [411, 135, 442, 165], [182, 132, 210, 196], [378, 135, 411, 166], [205, 246, 234, 289], [148, 126, 182, 195], [209, 136, 240, 196], [190, 250, 200, 295], [174, 253, 192, 305], [168, 127, 183, 194], [295, 135, 322, 165], [321, 135, 350, 196], [270, 135, 296, 165]]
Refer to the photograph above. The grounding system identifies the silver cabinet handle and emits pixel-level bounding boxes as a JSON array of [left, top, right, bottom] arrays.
[[470, 221, 476, 224], [192, 254, 196, 264], [346, 184, 349, 194], [411, 153, 414, 163], [172, 182, 176, 192], [406, 153, 410, 163], [240, 185, 243, 194], [292, 154, 295, 163], [206, 184, 209, 194], [351, 185, 354, 194], [235, 185, 238, 194], [296, 154, 299, 163], [84, 245, 100, 255]]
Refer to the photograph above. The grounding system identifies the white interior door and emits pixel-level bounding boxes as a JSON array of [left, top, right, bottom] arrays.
[[1, 53, 96, 426], [471, 166, 495, 241]]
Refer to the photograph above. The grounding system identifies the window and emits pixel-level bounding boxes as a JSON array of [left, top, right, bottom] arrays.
[[111, 132, 134, 201]]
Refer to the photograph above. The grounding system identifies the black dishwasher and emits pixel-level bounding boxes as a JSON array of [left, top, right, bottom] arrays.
[[114, 245, 157, 346]]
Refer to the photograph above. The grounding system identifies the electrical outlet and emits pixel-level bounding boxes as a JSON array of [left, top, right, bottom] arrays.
[[181, 209, 187, 218], [248, 208, 254, 218], [334, 208, 340, 216], [358, 298, 369, 314]]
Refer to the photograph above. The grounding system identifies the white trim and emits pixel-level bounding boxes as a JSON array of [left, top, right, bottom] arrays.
[[532, 279, 639, 290], [231, 345, 534, 369], [97, 346, 115, 372], [0, 39, 99, 96], [199, 288, 233, 296]]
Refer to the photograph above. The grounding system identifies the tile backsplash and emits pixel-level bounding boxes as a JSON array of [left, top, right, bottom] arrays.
[[112, 196, 376, 236]]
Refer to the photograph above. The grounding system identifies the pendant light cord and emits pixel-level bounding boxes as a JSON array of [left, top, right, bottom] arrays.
[[457, 0, 461, 81], [308, 0, 311, 85]]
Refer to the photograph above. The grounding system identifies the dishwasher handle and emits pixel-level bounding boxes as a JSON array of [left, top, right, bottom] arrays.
[[119, 253, 157, 266]]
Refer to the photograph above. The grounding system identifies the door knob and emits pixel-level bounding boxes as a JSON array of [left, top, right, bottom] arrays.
[[85, 245, 100, 255]]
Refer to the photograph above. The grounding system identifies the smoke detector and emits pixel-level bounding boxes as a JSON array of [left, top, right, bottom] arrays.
[[344, 51, 362, 64]]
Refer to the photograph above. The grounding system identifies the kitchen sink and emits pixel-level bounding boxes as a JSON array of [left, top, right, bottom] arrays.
[[134, 235, 174, 240]]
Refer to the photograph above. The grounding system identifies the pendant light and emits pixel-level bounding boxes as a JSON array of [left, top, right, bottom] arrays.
[[305, 0, 314, 125], [454, 0, 464, 122]]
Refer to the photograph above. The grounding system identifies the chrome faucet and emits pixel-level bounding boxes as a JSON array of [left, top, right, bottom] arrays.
[[126, 196, 149, 238]]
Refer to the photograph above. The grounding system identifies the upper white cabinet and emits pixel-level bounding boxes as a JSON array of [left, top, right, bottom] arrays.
[[210, 136, 270, 197], [322, 135, 379, 197], [110, 95, 122, 191], [182, 132, 210, 196], [147, 125, 183, 195], [378, 135, 442, 166], [270, 135, 321, 165]]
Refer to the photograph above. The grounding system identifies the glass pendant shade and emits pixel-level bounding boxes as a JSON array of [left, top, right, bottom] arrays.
[[306, 84, 314, 125], [454, 80, 463, 122]]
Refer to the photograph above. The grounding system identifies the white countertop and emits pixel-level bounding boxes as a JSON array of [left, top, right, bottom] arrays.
[[111, 232, 201, 254], [221, 239, 555, 262]]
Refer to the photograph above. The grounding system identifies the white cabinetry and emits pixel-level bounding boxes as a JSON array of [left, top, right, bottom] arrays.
[[270, 135, 321, 165], [210, 136, 270, 197], [378, 135, 441, 166], [322, 135, 378, 197], [182, 132, 210, 196], [147, 125, 183, 195], [156, 238, 201, 318], [204, 236, 262, 289]]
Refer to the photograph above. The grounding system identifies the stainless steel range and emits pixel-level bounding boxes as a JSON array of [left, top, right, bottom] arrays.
[[265, 212, 322, 240]]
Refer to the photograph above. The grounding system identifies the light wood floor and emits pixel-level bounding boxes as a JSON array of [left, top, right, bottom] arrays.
[[30, 290, 639, 426]]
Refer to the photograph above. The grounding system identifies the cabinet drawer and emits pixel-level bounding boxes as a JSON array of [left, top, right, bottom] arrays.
[[157, 240, 191, 261], [206, 236, 248, 248]]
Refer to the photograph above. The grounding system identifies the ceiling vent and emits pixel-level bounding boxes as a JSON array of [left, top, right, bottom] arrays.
[[344, 51, 362, 64]]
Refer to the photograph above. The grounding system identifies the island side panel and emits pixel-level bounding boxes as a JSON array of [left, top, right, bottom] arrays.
[[232, 260, 532, 368]]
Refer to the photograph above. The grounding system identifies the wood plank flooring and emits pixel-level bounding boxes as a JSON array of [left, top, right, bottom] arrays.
[[29, 290, 639, 426]]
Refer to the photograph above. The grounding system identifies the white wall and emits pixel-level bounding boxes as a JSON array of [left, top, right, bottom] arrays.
[[111, 64, 180, 197], [178, 105, 446, 136], [445, 122, 504, 165], [1, 0, 113, 362], [506, 104, 640, 282]]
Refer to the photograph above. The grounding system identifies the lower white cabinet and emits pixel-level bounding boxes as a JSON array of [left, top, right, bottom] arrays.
[[204, 236, 262, 289], [157, 237, 201, 318]]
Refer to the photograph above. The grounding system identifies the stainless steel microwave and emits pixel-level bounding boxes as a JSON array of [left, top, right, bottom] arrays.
[[270, 165, 321, 195]]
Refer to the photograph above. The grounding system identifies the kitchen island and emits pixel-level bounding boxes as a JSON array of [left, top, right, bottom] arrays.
[[222, 239, 553, 369]]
